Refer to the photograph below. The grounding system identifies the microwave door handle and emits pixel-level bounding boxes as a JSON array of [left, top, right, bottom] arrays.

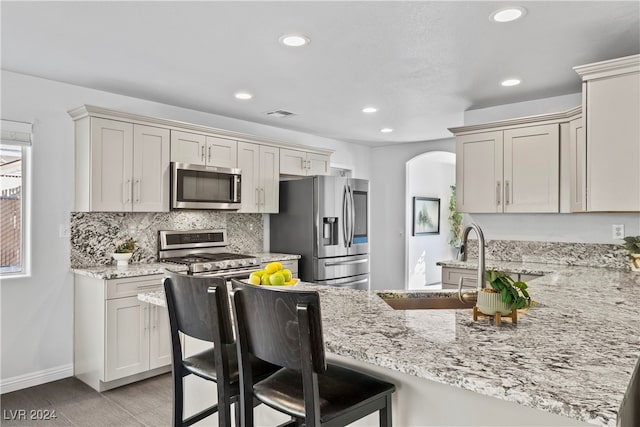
[[342, 185, 349, 248], [233, 176, 240, 202]]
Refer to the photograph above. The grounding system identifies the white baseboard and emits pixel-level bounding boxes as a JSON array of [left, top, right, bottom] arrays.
[[0, 364, 73, 394]]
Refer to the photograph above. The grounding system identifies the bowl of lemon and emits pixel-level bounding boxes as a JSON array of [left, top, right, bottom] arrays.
[[247, 261, 299, 286]]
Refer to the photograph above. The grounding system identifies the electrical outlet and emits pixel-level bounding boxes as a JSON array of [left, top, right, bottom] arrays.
[[59, 224, 70, 238], [612, 224, 625, 240]]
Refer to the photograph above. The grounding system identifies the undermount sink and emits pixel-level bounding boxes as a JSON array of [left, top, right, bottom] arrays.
[[377, 291, 477, 310]]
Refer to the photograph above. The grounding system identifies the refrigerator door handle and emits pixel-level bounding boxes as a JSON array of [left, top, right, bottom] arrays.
[[342, 185, 350, 248], [324, 258, 368, 267], [348, 184, 355, 247], [333, 278, 368, 288]]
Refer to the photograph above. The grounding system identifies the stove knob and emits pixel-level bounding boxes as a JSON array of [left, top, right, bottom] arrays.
[[227, 260, 236, 268], [203, 263, 212, 270], [248, 259, 257, 265], [237, 260, 247, 267]]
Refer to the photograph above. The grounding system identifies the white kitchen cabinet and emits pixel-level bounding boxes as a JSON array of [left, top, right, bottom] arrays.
[[575, 55, 640, 212], [74, 274, 171, 391], [280, 148, 330, 176], [237, 142, 279, 213], [74, 117, 169, 212], [568, 116, 586, 212], [171, 130, 237, 168]]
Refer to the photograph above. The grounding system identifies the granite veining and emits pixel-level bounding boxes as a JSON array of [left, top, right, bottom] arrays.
[[70, 211, 263, 267], [72, 262, 188, 279], [140, 266, 640, 426], [250, 252, 301, 263], [465, 239, 630, 271]]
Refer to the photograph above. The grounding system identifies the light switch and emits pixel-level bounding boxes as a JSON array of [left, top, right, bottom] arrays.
[[59, 224, 70, 238], [612, 224, 625, 239]]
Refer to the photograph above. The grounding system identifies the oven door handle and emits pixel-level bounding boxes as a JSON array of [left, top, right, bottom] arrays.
[[195, 268, 258, 279]]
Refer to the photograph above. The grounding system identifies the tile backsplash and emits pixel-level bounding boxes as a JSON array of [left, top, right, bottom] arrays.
[[465, 239, 630, 270], [71, 211, 263, 268]]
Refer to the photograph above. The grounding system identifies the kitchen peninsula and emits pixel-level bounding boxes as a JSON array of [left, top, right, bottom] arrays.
[[138, 263, 639, 427]]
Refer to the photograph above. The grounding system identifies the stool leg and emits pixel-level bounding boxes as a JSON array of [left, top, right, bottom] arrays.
[[379, 394, 392, 427]]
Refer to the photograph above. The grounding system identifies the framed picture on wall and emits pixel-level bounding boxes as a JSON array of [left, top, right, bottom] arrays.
[[413, 197, 440, 236]]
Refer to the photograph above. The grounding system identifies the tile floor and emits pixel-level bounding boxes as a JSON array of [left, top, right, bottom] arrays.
[[1, 374, 173, 426]]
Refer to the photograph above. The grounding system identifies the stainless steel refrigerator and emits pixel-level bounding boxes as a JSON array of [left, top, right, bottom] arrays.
[[270, 176, 369, 290]]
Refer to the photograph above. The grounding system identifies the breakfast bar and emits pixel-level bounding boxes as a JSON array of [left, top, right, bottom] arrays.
[[138, 263, 639, 427]]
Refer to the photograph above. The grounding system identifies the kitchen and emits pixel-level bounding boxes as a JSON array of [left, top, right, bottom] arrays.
[[1, 1, 639, 427]]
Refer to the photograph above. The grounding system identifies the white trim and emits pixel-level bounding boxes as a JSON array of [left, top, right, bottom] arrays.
[[1, 119, 32, 146], [0, 364, 73, 394], [574, 54, 640, 81], [68, 105, 334, 156]]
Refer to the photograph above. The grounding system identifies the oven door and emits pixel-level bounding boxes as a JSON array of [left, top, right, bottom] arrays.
[[172, 162, 241, 210]]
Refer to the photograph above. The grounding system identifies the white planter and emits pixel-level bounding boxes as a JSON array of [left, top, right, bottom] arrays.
[[476, 290, 512, 316], [112, 252, 133, 267]]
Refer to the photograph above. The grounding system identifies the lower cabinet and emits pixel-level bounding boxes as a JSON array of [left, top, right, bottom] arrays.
[[74, 274, 171, 391]]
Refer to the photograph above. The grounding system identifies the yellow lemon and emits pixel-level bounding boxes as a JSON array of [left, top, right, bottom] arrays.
[[269, 272, 285, 286], [284, 279, 297, 286], [261, 273, 271, 286], [252, 269, 266, 277], [248, 275, 261, 285], [265, 262, 283, 274], [282, 269, 292, 282]]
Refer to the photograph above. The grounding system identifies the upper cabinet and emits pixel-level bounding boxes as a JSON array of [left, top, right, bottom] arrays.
[[170, 130, 237, 168], [237, 142, 279, 213], [574, 55, 640, 212], [280, 148, 330, 176], [73, 116, 169, 212], [452, 120, 562, 213]]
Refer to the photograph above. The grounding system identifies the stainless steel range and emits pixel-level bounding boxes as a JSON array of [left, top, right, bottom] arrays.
[[158, 229, 259, 279]]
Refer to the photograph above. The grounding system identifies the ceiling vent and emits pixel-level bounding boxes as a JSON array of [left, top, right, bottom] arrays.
[[265, 110, 296, 118]]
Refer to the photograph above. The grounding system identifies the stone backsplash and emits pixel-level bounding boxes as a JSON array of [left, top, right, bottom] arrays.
[[465, 239, 630, 270], [71, 211, 263, 268]]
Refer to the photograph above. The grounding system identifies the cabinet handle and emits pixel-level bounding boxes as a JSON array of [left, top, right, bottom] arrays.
[[144, 306, 148, 331], [255, 188, 259, 208], [496, 181, 501, 205], [505, 180, 510, 205], [134, 179, 141, 203], [201, 146, 205, 162], [153, 306, 157, 329], [260, 187, 265, 207], [208, 146, 212, 163]]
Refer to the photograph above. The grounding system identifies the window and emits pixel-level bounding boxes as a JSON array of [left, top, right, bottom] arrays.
[[1, 120, 31, 276]]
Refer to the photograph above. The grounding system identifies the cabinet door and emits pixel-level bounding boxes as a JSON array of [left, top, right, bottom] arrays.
[[456, 131, 503, 213], [503, 124, 559, 213], [170, 130, 206, 165], [569, 117, 586, 212], [149, 304, 172, 370], [237, 141, 260, 213], [133, 125, 170, 212], [260, 145, 280, 213], [279, 148, 307, 176], [307, 152, 330, 176], [105, 297, 149, 381], [206, 136, 237, 168], [586, 72, 640, 211], [90, 118, 133, 211]]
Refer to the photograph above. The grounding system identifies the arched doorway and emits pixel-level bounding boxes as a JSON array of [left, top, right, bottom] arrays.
[[405, 151, 456, 290]]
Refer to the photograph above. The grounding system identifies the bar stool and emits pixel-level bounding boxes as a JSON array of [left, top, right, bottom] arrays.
[[230, 279, 396, 427], [163, 271, 279, 427]]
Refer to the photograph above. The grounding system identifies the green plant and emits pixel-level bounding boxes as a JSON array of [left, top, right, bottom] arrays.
[[622, 236, 640, 254], [114, 238, 135, 253], [485, 270, 532, 310], [448, 185, 463, 247]]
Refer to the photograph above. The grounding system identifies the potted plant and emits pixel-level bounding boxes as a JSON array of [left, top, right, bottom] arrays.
[[112, 238, 135, 267], [447, 185, 463, 257], [622, 236, 640, 272], [476, 270, 532, 317]]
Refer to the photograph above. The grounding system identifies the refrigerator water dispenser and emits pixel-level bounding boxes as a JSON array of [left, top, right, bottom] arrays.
[[322, 217, 338, 246]]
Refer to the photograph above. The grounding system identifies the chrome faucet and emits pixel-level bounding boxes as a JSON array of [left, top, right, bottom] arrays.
[[458, 223, 486, 302]]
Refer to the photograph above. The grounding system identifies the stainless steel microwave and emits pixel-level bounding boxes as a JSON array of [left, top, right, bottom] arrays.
[[171, 162, 241, 210]]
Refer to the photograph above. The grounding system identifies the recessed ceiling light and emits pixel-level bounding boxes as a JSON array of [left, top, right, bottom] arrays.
[[362, 107, 378, 113], [501, 79, 521, 87], [490, 7, 527, 23], [380, 128, 394, 133], [234, 92, 253, 100], [279, 34, 310, 47]]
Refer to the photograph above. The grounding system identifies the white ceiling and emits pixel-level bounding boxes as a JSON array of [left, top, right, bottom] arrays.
[[1, 1, 639, 146]]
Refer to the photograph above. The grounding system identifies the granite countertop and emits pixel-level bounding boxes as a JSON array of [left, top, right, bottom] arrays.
[[138, 264, 640, 426], [436, 259, 564, 276], [72, 253, 300, 279]]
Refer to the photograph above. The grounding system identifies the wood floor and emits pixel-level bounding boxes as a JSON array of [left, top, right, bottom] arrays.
[[1, 373, 173, 426]]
